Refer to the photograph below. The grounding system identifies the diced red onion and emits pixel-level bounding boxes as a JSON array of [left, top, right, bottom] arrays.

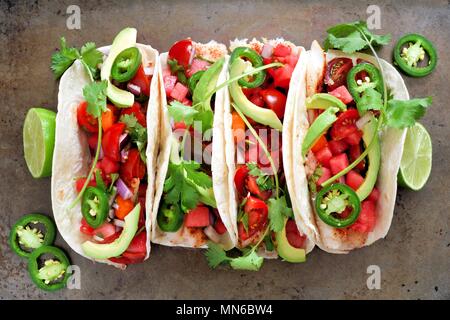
[[261, 43, 274, 59], [93, 235, 104, 242], [356, 112, 372, 130], [204, 226, 221, 243], [108, 209, 115, 219], [121, 149, 129, 163], [119, 133, 129, 150], [144, 66, 154, 76], [112, 203, 119, 210], [116, 178, 133, 200], [188, 46, 196, 65], [127, 83, 141, 96], [113, 219, 125, 228]]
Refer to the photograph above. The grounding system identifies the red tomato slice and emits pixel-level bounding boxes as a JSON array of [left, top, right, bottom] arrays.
[[329, 85, 353, 104], [234, 165, 250, 197], [244, 196, 268, 237], [77, 101, 98, 133], [120, 148, 145, 186], [329, 153, 349, 175], [246, 175, 272, 201], [129, 64, 150, 97], [102, 123, 126, 162], [168, 38, 193, 68], [346, 170, 364, 191], [126, 231, 147, 254], [99, 156, 120, 175], [184, 206, 210, 228], [260, 88, 287, 119], [325, 58, 353, 92], [350, 200, 376, 233], [315, 146, 333, 168], [120, 102, 146, 127], [328, 140, 349, 155], [285, 219, 306, 249], [249, 94, 265, 107], [330, 109, 359, 141]]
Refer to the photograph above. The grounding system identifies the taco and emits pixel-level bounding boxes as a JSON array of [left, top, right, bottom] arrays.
[[289, 40, 409, 253], [51, 28, 159, 268], [223, 38, 316, 264], [151, 39, 236, 249]]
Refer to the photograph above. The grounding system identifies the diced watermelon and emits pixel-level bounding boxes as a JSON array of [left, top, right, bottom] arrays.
[[329, 153, 349, 175], [368, 188, 380, 202], [315, 146, 333, 167], [346, 170, 364, 191], [170, 82, 189, 102], [186, 58, 210, 78], [329, 85, 354, 104], [184, 206, 210, 228], [350, 200, 376, 233], [273, 44, 292, 57], [317, 167, 332, 185], [344, 130, 363, 146], [272, 64, 293, 89], [163, 75, 177, 96], [328, 140, 349, 155]]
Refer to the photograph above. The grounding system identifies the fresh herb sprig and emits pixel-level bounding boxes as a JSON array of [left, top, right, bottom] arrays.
[[120, 114, 148, 162], [51, 37, 103, 81]]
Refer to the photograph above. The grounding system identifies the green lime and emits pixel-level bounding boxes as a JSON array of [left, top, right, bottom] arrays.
[[398, 122, 432, 190], [23, 108, 56, 178]]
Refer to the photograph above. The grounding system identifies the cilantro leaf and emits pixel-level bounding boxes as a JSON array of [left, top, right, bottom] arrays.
[[205, 242, 230, 268], [80, 42, 103, 80], [229, 251, 264, 271], [167, 59, 188, 85], [268, 196, 293, 232], [82, 80, 108, 118], [120, 114, 148, 162], [385, 97, 432, 129], [183, 161, 213, 189], [246, 162, 275, 191], [168, 100, 199, 126], [324, 21, 391, 53], [358, 87, 383, 113]]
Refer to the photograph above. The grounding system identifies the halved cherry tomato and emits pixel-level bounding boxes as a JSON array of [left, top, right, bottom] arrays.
[[77, 101, 98, 133], [329, 153, 349, 176], [244, 196, 268, 237], [75, 177, 96, 193], [246, 175, 272, 201], [330, 109, 359, 141], [101, 105, 118, 132], [249, 94, 265, 107], [346, 170, 364, 191], [168, 38, 193, 69], [184, 205, 210, 228], [99, 156, 120, 175], [102, 123, 126, 162], [315, 146, 333, 168], [120, 148, 146, 186], [129, 64, 150, 97], [311, 135, 328, 153], [120, 102, 146, 127], [285, 219, 306, 249], [325, 58, 353, 91], [115, 195, 135, 220], [349, 144, 365, 171], [234, 165, 250, 197], [328, 140, 349, 155], [260, 88, 287, 119], [350, 200, 376, 233]]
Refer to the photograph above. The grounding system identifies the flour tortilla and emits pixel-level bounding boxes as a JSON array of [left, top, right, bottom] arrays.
[[151, 41, 236, 249], [51, 44, 160, 269], [225, 39, 315, 256], [292, 41, 408, 253]]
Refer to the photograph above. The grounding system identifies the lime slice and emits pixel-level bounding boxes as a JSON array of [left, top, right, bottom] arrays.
[[398, 122, 432, 190], [23, 108, 56, 178]]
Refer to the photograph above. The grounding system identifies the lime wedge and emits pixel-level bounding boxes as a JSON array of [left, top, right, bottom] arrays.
[[23, 108, 56, 178], [398, 122, 432, 190]]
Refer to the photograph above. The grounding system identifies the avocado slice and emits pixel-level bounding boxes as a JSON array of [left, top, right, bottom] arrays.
[[302, 106, 339, 156], [356, 115, 381, 200], [229, 59, 283, 131], [275, 218, 306, 263], [306, 93, 347, 111], [100, 27, 137, 108], [81, 203, 140, 259]]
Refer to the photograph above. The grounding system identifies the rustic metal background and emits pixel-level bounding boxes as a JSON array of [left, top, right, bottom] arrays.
[[1, 0, 448, 299]]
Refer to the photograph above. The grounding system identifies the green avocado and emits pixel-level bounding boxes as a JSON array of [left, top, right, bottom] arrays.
[[275, 218, 306, 263], [229, 59, 283, 131], [101, 28, 137, 108], [356, 115, 381, 200], [302, 106, 339, 156], [306, 93, 347, 111], [81, 203, 140, 260]]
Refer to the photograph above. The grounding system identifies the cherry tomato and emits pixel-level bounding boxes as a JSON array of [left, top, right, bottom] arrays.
[[285, 219, 306, 249], [120, 148, 146, 186], [330, 109, 359, 141], [77, 101, 98, 133], [244, 196, 268, 237], [101, 105, 118, 132], [129, 64, 150, 97], [325, 58, 353, 91], [102, 123, 126, 162], [234, 165, 250, 197], [168, 38, 193, 68], [246, 175, 271, 201], [184, 206, 210, 228], [260, 88, 287, 119], [249, 94, 265, 108], [120, 102, 146, 127]]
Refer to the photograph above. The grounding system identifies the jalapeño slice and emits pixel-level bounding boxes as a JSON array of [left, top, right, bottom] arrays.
[[111, 47, 142, 83], [229, 47, 266, 88]]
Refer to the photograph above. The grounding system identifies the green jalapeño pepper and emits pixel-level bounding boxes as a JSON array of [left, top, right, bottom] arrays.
[[229, 47, 266, 88], [28, 246, 70, 291], [81, 187, 109, 228], [347, 63, 384, 102], [188, 70, 205, 94], [315, 183, 361, 228], [394, 33, 437, 77], [111, 47, 142, 83], [157, 201, 184, 232], [9, 214, 56, 258]]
